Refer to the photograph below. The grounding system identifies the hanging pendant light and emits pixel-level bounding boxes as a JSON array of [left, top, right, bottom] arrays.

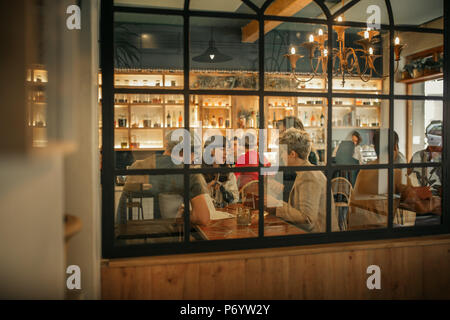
[[192, 28, 232, 63]]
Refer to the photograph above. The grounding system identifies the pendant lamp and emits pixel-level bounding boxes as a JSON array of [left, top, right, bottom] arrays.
[[192, 28, 232, 63]]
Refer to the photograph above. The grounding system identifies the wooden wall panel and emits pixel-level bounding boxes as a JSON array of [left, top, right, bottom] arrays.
[[101, 236, 450, 299]]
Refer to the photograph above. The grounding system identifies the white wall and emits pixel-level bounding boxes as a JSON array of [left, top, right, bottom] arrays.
[[0, 155, 65, 299], [64, 0, 101, 300]]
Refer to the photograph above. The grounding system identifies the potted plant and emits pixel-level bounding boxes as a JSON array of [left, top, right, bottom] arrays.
[[402, 63, 414, 79], [412, 59, 424, 78]]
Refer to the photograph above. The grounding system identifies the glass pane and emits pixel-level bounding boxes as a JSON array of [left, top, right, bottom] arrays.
[[265, 0, 325, 18], [114, 13, 183, 86], [193, 169, 259, 241], [265, 96, 328, 165], [110, 94, 188, 170], [394, 99, 442, 164], [190, 0, 254, 12], [189, 95, 260, 167], [391, 0, 443, 28], [265, 22, 328, 92], [264, 169, 337, 234], [332, 98, 388, 166], [115, 174, 190, 245], [335, 168, 389, 231], [332, 26, 389, 95], [394, 166, 442, 228], [332, 0, 389, 25], [114, 0, 184, 9], [394, 31, 443, 96], [190, 17, 259, 90]]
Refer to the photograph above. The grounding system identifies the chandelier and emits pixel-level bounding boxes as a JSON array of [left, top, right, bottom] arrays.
[[284, 15, 405, 87]]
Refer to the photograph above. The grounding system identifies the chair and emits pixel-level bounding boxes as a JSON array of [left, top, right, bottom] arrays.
[[239, 180, 259, 209], [331, 177, 353, 231], [125, 183, 144, 220]]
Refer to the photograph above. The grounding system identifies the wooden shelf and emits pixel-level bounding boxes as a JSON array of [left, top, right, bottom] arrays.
[[333, 126, 381, 129], [398, 72, 443, 84], [114, 148, 165, 151]]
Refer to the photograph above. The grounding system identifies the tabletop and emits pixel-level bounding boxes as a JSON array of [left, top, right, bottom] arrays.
[[195, 208, 306, 240]]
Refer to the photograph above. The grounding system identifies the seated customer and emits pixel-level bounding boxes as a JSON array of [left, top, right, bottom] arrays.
[[276, 116, 319, 165], [202, 136, 239, 208], [266, 128, 339, 233], [234, 134, 270, 190], [117, 131, 213, 226], [349, 130, 412, 229]]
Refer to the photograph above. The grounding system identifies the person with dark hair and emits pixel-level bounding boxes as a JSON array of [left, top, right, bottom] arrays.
[[351, 131, 364, 164], [202, 136, 239, 208], [349, 130, 413, 230], [234, 133, 270, 190]]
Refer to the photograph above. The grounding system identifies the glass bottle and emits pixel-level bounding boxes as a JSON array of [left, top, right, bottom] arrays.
[[178, 111, 183, 128], [167, 112, 171, 128]]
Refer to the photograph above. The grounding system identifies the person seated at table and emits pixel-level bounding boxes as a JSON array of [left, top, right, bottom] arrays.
[[234, 133, 271, 190], [265, 128, 339, 233], [117, 131, 214, 226], [202, 135, 239, 208], [404, 122, 442, 226], [349, 130, 412, 229], [276, 116, 319, 165]]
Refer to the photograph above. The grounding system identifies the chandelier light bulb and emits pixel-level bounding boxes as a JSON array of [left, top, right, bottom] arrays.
[[364, 30, 369, 39], [369, 47, 374, 55], [337, 16, 343, 22], [209, 54, 215, 60], [318, 29, 323, 36], [290, 47, 296, 54], [395, 37, 400, 45], [323, 49, 328, 57], [309, 34, 314, 43]]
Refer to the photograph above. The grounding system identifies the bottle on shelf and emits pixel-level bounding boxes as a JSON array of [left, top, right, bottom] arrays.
[[178, 111, 183, 128], [172, 111, 176, 128], [167, 112, 171, 128], [320, 113, 325, 127], [225, 117, 230, 128], [272, 111, 277, 128], [310, 113, 316, 127], [248, 112, 255, 128], [256, 112, 259, 128], [304, 111, 309, 127], [211, 115, 217, 128]]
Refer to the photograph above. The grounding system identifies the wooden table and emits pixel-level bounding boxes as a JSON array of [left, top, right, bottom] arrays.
[[195, 210, 306, 240]]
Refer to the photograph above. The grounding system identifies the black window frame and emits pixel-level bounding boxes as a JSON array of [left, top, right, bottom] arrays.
[[101, 0, 450, 259]]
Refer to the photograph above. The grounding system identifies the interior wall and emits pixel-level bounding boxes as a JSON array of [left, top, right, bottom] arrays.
[[0, 155, 65, 299], [64, 0, 101, 300]]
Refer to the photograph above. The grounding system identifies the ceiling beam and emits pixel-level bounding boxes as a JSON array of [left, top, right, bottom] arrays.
[[241, 0, 314, 43]]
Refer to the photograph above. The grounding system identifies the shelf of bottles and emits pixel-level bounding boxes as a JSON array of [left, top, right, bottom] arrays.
[[98, 93, 185, 151], [265, 96, 327, 151], [27, 65, 48, 148], [106, 69, 183, 89], [332, 98, 382, 129]]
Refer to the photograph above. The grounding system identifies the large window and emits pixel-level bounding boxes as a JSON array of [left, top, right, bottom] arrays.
[[101, 0, 448, 258]]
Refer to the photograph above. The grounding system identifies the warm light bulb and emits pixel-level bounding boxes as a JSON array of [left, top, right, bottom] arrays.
[[395, 37, 400, 45], [309, 34, 314, 43], [323, 49, 328, 57], [364, 30, 369, 39], [290, 47, 296, 54], [369, 47, 373, 55], [209, 54, 215, 60], [337, 16, 343, 22], [318, 29, 323, 36]]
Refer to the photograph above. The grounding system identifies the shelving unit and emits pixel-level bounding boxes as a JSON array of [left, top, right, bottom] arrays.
[[98, 70, 384, 158], [26, 65, 48, 148]]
